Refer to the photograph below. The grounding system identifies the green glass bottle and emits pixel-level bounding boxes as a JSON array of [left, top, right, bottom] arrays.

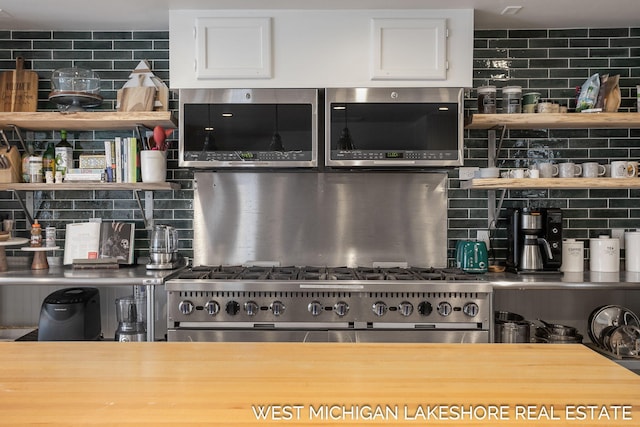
[[55, 129, 73, 177], [42, 142, 56, 182]]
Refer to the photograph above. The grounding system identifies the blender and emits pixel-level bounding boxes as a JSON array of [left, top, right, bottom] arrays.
[[114, 295, 146, 342], [146, 224, 181, 270]]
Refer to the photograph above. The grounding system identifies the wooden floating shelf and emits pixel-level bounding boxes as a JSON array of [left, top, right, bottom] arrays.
[[0, 182, 179, 191], [461, 177, 640, 190], [0, 111, 177, 132], [465, 112, 640, 130]]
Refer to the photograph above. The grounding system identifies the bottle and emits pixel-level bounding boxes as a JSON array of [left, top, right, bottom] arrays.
[[21, 142, 34, 183], [42, 142, 56, 183], [30, 220, 42, 247], [55, 130, 73, 177], [27, 150, 43, 183]]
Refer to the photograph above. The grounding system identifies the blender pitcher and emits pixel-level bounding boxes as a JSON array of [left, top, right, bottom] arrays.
[[149, 225, 178, 266]]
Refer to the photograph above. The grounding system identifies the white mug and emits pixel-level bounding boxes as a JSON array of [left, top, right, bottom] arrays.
[[581, 162, 606, 178], [558, 162, 582, 178], [510, 168, 525, 179], [538, 162, 558, 178], [527, 168, 540, 178], [610, 161, 635, 178]]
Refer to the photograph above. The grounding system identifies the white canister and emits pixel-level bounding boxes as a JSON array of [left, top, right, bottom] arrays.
[[589, 235, 620, 272], [560, 238, 584, 272], [624, 231, 640, 272]]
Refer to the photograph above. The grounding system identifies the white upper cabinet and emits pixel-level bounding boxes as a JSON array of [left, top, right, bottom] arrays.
[[195, 17, 272, 79], [170, 9, 473, 88], [370, 18, 447, 81]]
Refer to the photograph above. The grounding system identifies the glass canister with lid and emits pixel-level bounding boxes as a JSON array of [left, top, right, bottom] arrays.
[[477, 85, 497, 114], [502, 86, 522, 114]]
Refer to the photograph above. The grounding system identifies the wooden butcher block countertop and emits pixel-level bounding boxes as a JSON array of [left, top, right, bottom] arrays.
[[0, 342, 639, 426]]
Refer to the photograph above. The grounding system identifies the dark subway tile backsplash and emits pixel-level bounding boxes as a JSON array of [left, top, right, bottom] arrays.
[[0, 28, 638, 263]]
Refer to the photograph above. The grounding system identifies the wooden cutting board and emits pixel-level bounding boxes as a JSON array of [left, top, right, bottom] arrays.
[[0, 57, 38, 112]]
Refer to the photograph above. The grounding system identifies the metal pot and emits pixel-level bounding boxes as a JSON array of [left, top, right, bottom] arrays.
[[495, 310, 524, 323], [495, 321, 531, 343], [537, 319, 578, 336]]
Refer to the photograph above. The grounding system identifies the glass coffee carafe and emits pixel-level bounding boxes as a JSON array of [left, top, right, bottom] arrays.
[[148, 224, 179, 267]]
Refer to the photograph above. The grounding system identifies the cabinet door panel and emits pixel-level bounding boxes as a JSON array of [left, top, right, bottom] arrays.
[[196, 17, 272, 79], [371, 18, 447, 80]]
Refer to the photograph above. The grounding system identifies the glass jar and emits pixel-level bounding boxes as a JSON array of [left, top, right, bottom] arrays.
[[477, 85, 496, 114], [502, 86, 522, 114]]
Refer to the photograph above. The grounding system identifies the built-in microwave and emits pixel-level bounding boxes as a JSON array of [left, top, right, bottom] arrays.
[[325, 87, 464, 168], [179, 88, 318, 168]]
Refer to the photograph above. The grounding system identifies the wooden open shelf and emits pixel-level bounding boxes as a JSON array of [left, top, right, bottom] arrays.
[[466, 112, 640, 130], [461, 177, 640, 190], [0, 111, 177, 131]]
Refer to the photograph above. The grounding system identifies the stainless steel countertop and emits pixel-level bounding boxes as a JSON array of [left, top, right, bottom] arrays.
[[487, 270, 640, 290], [0, 258, 184, 286]]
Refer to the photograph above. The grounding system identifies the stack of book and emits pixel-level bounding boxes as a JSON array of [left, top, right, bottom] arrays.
[[104, 137, 140, 183], [65, 154, 107, 182], [63, 137, 140, 183]]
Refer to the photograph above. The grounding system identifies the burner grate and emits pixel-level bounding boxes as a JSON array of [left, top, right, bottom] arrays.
[[175, 265, 483, 281]]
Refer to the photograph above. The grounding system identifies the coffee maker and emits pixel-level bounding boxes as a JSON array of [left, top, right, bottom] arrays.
[[506, 207, 562, 273]]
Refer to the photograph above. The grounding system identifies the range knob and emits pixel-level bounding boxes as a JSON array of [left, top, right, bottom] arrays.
[[178, 300, 194, 315], [308, 300, 323, 317], [398, 301, 414, 317], [204, 300, 220, 316], [372, 301, 388, 317], [437, 302, 452, 316], [463, 302, 479, 317], [270, 300, 286, 316], [226, 301, 240, 316], [334, 301, 349, 317], [417, 301, 433, 316], [244, 301, 259, 316]]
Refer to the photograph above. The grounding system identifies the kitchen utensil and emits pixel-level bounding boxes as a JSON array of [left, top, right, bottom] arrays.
[[0, 57, 38, 112], [115, 295, 146, 342], [0, 134, 22, 183], [38, 287, 101, 341], [49, 66, 102, 112], [537, 319, 578, 336], [588, 305, 640, 347], [140, 150, 167, 183], [456, 240, 488, 273], [589, 235, 620, 272], [558, 162, 582, 178], [147, 224, 179, 269], [476, 85, 496, 114], [625, 231, 640, 272], [608, 325, 640, 356], [534, 328, 583, 344], [560, 238, 584, 272], [119, 86, 156, 112], [495, 311, 525, 323]]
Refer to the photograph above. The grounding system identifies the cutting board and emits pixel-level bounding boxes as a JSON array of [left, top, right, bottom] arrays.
[[0, 57, 38, 112], [117, 86, 156, 112]]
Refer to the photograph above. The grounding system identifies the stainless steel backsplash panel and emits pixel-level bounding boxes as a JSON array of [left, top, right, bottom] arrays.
[[193, 171, 447, 267]]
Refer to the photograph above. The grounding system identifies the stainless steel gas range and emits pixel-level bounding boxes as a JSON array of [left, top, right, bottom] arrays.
[[166, 265, 492, 343], [167, 171, 490, 343]]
